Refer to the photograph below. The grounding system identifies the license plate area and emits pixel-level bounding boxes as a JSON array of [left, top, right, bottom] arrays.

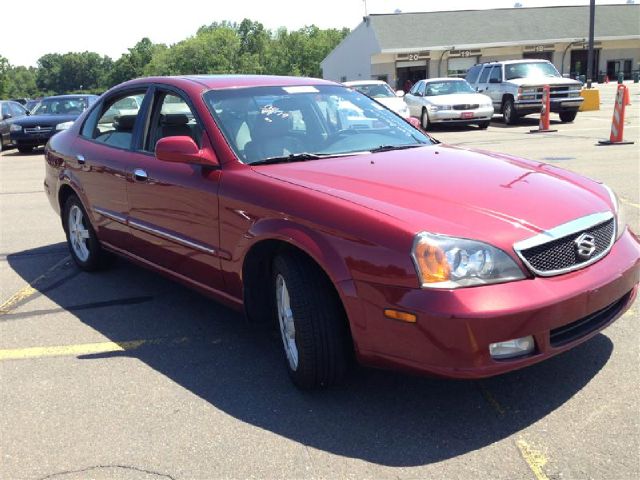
[[461, 112, 474, 119]]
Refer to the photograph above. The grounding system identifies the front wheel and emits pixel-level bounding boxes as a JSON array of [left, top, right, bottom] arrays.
[[559, 111, 578, 123], [477, 121, 490, 130], [272, 251, 351, 389], [420, 109, 431, 130], [17, 145, 33, 154], [502, 98, 519, 125], [63, 195, 110, 271]]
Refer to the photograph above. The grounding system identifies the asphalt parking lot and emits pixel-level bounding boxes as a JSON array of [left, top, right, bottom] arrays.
[[1, 82, 638, 480]]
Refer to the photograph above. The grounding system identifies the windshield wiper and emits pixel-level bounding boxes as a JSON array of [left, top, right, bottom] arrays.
[[249, 152, 325, 166], [369, 144, 424, 153]]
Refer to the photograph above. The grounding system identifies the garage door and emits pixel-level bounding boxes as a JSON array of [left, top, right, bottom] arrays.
[[448, 57, 478, 77]]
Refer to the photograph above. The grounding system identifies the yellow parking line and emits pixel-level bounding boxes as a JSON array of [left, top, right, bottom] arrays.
[[621, 198, 640, 210], [0, 337, 190, 361], [516, 439, 550, 480], [478, 382, 506, 416], [0, 256, 70, 314]]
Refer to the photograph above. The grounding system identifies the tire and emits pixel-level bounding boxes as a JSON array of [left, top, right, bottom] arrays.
[[62, 195, 110, 271], [559, 111, 578, 123], [477, 121, 490, 130], [502, 97, 519, 125], [17, 146, 33, 154], [0, 135, 4, 152], [272, 251, 351, 389], [420, 108, 431, 130]]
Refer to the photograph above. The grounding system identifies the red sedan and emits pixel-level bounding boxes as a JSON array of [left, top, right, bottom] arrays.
[[44, 75, 639, 389]]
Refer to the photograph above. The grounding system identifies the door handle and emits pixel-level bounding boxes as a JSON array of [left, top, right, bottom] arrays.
[[133, 168, 148, 182], [76, 154, 85, 165]]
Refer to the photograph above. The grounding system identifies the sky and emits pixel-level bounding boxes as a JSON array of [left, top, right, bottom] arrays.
[[1, 0, 632, 67]]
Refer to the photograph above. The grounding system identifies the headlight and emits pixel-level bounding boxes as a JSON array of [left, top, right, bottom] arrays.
[[428, 105, 449, 112], [56, 121, 74, 131], [10, 124, 22, 132], [603, 184, 627, 240], [412, 232, 526, 288], [481, 102, 493, 108]]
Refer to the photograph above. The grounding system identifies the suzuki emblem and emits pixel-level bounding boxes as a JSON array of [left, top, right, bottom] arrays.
[[574, 233, 596, 260]]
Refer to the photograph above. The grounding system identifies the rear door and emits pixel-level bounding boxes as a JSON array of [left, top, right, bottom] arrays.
[[125, 86, 225, 291], [484, 65, 504, 109], [73, 87, 150, 250]]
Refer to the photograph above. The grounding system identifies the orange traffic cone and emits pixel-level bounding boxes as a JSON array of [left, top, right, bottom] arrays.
[[598, 84, 634, 145], [529, 85, 557, 133], [623, 86, 631, 106]]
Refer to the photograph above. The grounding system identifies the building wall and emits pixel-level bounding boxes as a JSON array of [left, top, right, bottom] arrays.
[[325, 21, 640, 83], [320, 22, 379, 82]]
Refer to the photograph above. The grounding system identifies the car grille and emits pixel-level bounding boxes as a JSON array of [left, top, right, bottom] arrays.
[[452, 104, 479, 110], [529, 85, 575, 100], [516, 217, 615, 276], [24, 126, 53, 135], [550, 290, 631, 347]]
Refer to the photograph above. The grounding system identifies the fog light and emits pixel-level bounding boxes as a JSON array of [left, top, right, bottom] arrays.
[[489, 335, 534, 359]]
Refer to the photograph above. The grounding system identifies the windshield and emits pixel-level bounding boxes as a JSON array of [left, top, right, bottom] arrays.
[[32, 97, 90, 116], [203, 85, 432, 165], [424, 80, 475, 96], [505, 62, 561, 80], [351, 83, 396, 98]]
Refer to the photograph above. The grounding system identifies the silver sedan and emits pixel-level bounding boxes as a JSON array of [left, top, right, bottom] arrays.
[[404, 78, 494, 130]]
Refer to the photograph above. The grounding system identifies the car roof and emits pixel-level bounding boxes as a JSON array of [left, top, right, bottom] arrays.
[[477, 59, 550, 67], [423, 77, 467, 83], [42, 94, 99, 100], [122, 75, 338, 91], [343, 80, 388, 86]]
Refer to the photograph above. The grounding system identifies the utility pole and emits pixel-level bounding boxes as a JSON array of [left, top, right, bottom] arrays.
[[363, 0, 368, 17], [586, 0, 595, 88]]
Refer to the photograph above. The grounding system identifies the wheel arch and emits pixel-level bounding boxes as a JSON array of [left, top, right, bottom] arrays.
[[240, 223, 357, 332]]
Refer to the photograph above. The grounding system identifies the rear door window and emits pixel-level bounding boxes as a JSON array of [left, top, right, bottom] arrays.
[[478, 66, 491, 84], [84, 91, 146, 150]]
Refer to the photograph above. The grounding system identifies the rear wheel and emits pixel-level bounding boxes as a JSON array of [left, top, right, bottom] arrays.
[[420, 108, 431, 130], [559, 111, 578, 123], [272, 251, 351, 389], [502, 98, 519, 125], [63, 195, 110, 271], [17, 146, 33, 154]]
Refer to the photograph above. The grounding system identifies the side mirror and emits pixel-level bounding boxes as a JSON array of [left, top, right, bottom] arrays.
[[155, 136, 219, 167], [406, 117, 421, 129], [395, 90, 405, 97], [489, 78, 502, 84], [3, 113, 12, 120]]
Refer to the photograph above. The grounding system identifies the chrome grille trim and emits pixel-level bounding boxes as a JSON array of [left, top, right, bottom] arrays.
[[25, 126, 53, 134], [513, 211, 615, 277]]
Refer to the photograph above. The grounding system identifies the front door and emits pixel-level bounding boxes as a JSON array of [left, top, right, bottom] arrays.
[[126, 88, 225, 292]]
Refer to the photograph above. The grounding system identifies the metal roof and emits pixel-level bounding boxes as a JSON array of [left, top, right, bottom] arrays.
[[367, 4, 640, 52]]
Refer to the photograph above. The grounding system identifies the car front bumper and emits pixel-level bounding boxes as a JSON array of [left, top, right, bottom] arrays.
[[351, 229, 640, 379], [430, 106, 494, 124], [515, 97, 584, 114], [10, 129, 56, 147]]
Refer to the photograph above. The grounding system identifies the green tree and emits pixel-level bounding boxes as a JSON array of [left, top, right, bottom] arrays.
[[109, 38, 167, 86], [37, 52, 112, 94], [0, 55, 10, 98]]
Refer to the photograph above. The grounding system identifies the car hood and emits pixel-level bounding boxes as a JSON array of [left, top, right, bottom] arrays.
[[375, 97, 407, 112], [427, 93, 492, 105], [254, 145, 611, 249], [506, 77, 582, 88], [13, 114, 79, 127]]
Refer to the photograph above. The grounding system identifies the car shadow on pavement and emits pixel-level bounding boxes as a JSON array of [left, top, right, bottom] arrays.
[[0, 147, 45, 157], [7, 245, 614, 467]]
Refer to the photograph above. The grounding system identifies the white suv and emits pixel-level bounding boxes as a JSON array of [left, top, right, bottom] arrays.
[[465, 60, 584, 125]]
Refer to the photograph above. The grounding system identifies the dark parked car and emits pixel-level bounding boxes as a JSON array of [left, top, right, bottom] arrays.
[[44, 75, 639, 389], [1, 100, 30, 151], [11, 94, 97, 153]]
